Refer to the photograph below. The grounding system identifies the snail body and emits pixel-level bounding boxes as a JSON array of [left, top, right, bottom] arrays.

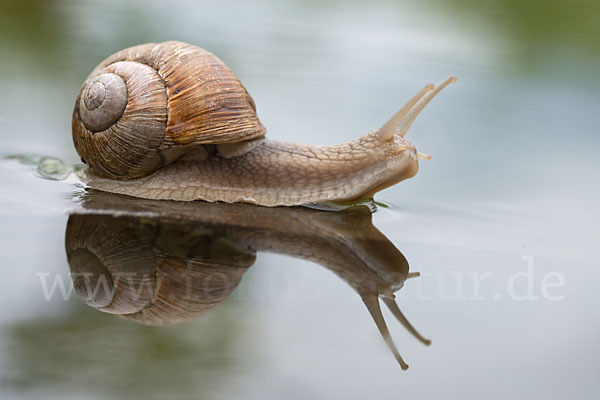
[[73, 41, 455, 206]]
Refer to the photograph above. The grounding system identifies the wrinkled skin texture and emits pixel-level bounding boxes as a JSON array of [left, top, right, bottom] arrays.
[[81, 132, 419, 206]]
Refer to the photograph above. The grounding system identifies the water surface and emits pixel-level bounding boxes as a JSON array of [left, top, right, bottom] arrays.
[[0, 0, 599, 399]]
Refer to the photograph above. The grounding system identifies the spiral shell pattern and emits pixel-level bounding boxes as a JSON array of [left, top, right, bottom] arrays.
[[72, 41, 266, 179]]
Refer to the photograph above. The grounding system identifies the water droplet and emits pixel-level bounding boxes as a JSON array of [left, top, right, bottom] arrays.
[[37, 157, 71, 181]]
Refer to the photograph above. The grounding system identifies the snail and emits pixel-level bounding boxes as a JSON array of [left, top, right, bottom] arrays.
[[72, 41, 455, 206], [66, 190, 432, 369]]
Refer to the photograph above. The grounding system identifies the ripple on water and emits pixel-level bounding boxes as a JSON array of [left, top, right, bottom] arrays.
[[1, 154, 85, 214], [4, 154, 83, 181]]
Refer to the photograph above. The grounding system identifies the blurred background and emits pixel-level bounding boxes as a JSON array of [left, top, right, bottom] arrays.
[[0, 0, 599, 399]]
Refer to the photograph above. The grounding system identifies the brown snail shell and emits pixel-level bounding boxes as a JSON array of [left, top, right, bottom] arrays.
[[72, 41, 265, 179]]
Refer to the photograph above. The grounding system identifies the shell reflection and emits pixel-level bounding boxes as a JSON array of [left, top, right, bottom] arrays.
[[65, 191, 430, 369]]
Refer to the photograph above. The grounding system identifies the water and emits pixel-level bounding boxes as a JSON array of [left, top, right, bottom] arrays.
[[1, 0, 599, 399]]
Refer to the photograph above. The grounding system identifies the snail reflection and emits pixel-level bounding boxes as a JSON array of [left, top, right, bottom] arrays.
[[65, 191, 430, 369]]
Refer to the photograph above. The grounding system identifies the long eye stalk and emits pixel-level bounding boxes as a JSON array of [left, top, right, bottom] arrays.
[[377, 76, 456, 142], [377, 84, 435, 141], [397, 76, 457, 138]]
